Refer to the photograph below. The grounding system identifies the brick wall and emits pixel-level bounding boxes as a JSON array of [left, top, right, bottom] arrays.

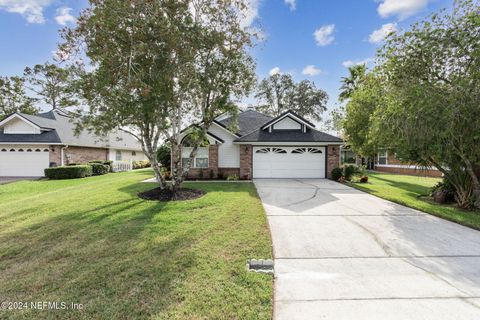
[[375, 166, 443, 177], [239, 144, 252, 180], [208, 145, 218, 177], [49, 145, 62, 167], [65, 146, 108, 164], [327, 145, 340, 179]]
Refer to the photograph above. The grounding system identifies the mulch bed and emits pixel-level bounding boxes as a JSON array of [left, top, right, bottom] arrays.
[[138, 187, 205, 201]]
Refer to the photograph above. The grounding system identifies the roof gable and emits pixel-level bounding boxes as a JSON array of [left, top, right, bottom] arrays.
[[0, 113, 42, 132], [261, 110, 315, 131]]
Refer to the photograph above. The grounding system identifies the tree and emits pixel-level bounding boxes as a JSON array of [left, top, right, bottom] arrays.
[[0, 76, 37, 119], [255, 73, 328, 121], [342, 73, 384, 158], [62, 0, 255, 194], [23, 62, 79, 110], [339, 64, 367, 102], [368, 0, 480, 208]]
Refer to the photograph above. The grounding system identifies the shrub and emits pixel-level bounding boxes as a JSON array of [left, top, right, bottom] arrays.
[[343, 164, 359, 181], [431, 179, 456, 204], [227, 174, 239, 181], [132, 160, 151, 169], [359, 176, 369, 183], [45, 165, 93, 180], [88, 160, 104, 164], [157, 145, 171, 168], [331, 167, 343, 181], [90, 163, 110, 176]]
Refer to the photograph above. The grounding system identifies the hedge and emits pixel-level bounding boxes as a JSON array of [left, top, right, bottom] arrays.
[[90, 163, 110, 176], [45, 165, 93, 180], [133, 160, 150, 170]]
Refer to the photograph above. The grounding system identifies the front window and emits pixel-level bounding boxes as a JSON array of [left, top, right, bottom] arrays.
[[181, 147, 209, 169], [115, 150, 122, 161], [378, 150, 388, 165], [195, 158, 208, 168]]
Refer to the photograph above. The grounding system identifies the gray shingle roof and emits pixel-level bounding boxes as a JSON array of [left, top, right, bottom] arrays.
[[0, 110, 143, 150], [0, 129, 62, 143], [216, 109, 342, 143], [234, 128, 343, 143], [217, 110, 273, 136]]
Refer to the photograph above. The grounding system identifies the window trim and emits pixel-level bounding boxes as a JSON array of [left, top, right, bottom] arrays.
[[115, 150, 122, 161], [378, 150, 388, 165]]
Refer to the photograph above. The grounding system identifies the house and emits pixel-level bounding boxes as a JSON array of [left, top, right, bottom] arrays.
[[374, 149, 442, 177], [0, 108, 146, 177], [179, 108, 343, 179]]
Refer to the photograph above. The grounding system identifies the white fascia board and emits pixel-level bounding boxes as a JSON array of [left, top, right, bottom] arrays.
[[234, 141, 343, 146], [178, 125, 226, 144], [211, 122, 241, 137], [261, 113, 315, 131], [0, 113, 41, 130]]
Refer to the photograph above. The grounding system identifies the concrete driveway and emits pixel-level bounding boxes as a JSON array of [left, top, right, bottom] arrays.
[[254, 179, 480, 320]]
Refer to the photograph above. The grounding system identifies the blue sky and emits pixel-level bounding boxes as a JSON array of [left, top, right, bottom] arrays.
[[0, 0, 451, 114]]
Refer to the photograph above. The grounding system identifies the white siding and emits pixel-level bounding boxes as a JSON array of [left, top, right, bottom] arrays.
[[3, 118, 40, 134], [208, 123, 240, 168], [273, 117, 301, 130], [108, 149, 147, 161]]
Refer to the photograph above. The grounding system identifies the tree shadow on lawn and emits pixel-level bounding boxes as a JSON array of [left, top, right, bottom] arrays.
[[370, 175, 433, 196], [0, 197, 200, 319], [0, 180, 270, 319]]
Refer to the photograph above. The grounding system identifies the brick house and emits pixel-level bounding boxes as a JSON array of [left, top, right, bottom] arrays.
[[179, 108, 343, 180], [0, 108, 147, 177], [373, 150, 442, 177]]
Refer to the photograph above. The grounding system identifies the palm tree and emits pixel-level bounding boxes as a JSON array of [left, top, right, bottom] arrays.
[[339, 64, 367, 102]]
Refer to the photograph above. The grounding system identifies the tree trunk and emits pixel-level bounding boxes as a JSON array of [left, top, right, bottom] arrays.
[[463, 158, 480, 209], [428, 157, 472, 209]]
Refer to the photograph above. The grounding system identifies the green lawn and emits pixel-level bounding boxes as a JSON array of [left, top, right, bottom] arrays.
[[0, 170, 272, 319], [348, 172, 480, 230]]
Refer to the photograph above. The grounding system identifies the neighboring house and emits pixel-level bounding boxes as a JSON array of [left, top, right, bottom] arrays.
[[179, 108, 343, 179], [374, 149, 442, 177], [0, 108, 146, 177]]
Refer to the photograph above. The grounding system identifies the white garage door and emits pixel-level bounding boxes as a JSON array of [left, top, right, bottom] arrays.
[[0, 147, 50, 177], [253, 146, 326, 178]]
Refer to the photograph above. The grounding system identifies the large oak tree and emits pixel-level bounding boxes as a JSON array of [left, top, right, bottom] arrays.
[[62, 0, 255, 194]]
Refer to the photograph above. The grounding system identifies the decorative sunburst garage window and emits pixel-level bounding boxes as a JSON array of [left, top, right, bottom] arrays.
[[255, 148, 287, 154], [291, 148, 323, 154]]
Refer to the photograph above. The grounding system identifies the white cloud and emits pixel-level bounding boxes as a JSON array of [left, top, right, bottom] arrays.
[[302, 65, 321, 76], [55, 7, 75, 26], [0, 0, 54, 23], [240, 0, 260, 28], [284, 0, 296, 11], [369, 23, 398, 43], [342, 58, 374, 68], [269, 67, 281, 76], [378, 0, 429, 20], [313, 24, 335, 46]]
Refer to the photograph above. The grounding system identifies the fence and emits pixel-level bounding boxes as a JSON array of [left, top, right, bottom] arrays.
[[111, 160, 132, 172]]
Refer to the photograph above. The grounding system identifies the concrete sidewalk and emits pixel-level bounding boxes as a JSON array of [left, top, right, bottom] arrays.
[[254, 179, 480, 320]]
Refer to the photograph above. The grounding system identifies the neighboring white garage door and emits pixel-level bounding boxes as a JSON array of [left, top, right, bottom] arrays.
[[0, 147, 50, 177], [253, 146, 326, 178]]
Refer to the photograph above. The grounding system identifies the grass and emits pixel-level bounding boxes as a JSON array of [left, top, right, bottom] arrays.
[[348, 171, 480, 230], [0, 170, 272, 319]]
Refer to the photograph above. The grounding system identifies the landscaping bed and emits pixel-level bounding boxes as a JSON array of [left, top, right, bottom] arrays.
[[138, 187, 205, 201]]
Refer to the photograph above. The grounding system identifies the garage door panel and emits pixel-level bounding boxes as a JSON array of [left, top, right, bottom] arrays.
[[0, 147, 50, 177], [253, 146, 325, 179]]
